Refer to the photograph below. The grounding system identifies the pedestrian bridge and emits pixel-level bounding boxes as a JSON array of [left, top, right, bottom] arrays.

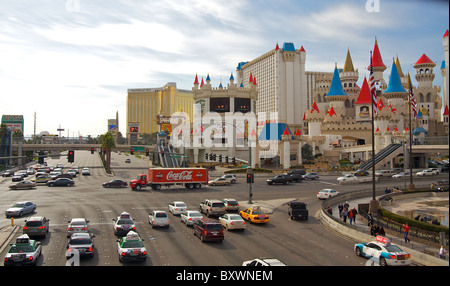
[[12, 143, 156, 152]]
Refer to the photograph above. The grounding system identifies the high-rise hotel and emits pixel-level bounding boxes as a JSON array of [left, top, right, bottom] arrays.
[[126, 82, 194, 142]]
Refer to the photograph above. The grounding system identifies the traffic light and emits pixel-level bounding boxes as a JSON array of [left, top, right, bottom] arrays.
[[225, 156, 229, 163], [219, 154, 222, 162], [146, 150, 150, 156], [103, 148, 107, 155], [232, 157, 236, 164], [130, 149, 134, 155], [246, 173, 254, 183], [68, 150, 74, 163], [205, 153, 208, 160], [213, 154, 216, 161], [91, 148, 94, 154], [209, 154, 213, 161]]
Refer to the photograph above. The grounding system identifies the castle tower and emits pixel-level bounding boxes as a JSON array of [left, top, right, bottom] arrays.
[[383, 59, 407, 131], [340, 49, 359, 117], [325, 65, 348, 123], [354, 77, 372, 122], [442, 29, 449, 110], [368, 38, 387, 90], [414, 53, 436, 89]]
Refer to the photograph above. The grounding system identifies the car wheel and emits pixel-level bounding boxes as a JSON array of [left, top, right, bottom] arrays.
[[135, 184, 142, 191], [379, 257, 387, 266], [225, 182, 229, 186], [355, 247, 362, 257]]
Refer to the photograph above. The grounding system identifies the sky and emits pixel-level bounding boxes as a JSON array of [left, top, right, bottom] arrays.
[[0, 0, 448, 137]]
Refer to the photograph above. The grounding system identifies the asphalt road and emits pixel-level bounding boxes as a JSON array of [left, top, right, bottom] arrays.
[[0, 150, 444, 266]]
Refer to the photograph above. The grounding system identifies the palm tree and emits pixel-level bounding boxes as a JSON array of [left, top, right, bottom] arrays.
[[99, 132, 115, 171]]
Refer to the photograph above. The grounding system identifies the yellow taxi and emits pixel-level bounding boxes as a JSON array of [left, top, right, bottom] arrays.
[[239, 206, 269, 224]]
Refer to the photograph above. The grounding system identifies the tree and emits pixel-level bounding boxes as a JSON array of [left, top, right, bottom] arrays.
[[301, 143, 315, 161], [98, 132, 115, 171]]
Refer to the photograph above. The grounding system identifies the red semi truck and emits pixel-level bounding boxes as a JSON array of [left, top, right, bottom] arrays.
[[130, 168, 209, 191]]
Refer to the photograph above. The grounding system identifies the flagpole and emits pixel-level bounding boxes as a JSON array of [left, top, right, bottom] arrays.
[[369, 50, 379, 216], [370, 51, 376, 202], [407, 73, 415, 190]]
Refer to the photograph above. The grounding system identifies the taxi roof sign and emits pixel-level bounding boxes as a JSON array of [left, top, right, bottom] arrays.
[[120, 212, 131, 219], [376, 235, 390, 245], [16, 234, 30, 244], [125, 231, 140, 240], [251, 205, 261, 211]]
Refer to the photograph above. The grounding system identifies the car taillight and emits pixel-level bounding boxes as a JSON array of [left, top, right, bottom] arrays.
[[88, 247, 93, 252], [68, 227, 74, 231], [230, 222, 234, 225], [40, 226, 45, 229], [132, 227, 136, 231], [188, 218, 192, 221], [121, 252, 126, 256], [142, 251, 147, 255], [23, 226, 28, 230], [27, 256, 33, 261], [210, 207, 213, 211], [388, 254, 396, 259], [116, 227, 120, 230]]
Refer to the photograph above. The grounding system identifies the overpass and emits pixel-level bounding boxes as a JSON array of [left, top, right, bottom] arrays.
[[11, 143, 156, 153]]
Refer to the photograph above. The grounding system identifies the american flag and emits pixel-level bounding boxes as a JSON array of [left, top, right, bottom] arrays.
[[369, 51, 378, 114], [408, 74, 418, 118]]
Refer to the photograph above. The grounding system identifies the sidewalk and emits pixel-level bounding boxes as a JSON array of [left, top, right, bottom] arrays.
[[328, 197, 449, 264], [0, 225, 19, 254]]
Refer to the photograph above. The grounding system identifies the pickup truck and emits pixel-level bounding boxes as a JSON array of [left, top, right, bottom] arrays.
[[287, 201, 308, 220], [266, 175, 292, 185]]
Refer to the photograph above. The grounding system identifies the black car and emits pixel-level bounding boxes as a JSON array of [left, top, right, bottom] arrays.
[[102, 179, 128, 188], [46, 178, 75, 187], [2, 170, 14, 177], [287, 201, 308, 220], [287, 169, 306, 182], [441, 164, 449, 173], [267, 175, 292, 185]]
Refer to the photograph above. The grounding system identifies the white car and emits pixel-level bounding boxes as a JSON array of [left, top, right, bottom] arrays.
[[416, 168, 439, 176], [354, 236, 411, 266], [219, 214, 246, 230], [168, 201, 188, 215], [67, 218, 89, 237], [317, 189, 340, 200], [116, 231, 147, 262], [148, 211, 170, 228], [242, 258, 286, 266], [4, 234, 42, 266], [221, 174, 237, 183], [180, 210, 204, 226], [337, 174, 358, 183], [81, 168, 90, 176], [393, 172, 410, 178], [113, 212, 136, 236]]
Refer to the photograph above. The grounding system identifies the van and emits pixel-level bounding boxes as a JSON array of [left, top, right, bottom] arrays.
[[199, 199, 226, 217], [193, 220, 224, 242]]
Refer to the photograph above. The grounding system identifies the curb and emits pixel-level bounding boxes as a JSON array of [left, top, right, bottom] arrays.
[[315, 208, 449, 266], [0, 225, 19, 254]]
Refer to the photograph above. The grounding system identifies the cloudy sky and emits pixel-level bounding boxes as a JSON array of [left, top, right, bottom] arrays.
[[0, 0, 448, 137]]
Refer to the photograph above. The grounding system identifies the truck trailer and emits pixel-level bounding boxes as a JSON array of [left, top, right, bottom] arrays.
[[130, 167, 209, 191]]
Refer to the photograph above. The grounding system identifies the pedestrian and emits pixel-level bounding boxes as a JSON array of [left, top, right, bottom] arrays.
[[370, 224, 376, 236], [367, 212, 374, 227], [351, 207, 358, 223], [378, 226, 385, 236], [402, 223, 411, 243], [439, 246, 448, 259], [344, 201, 349, 210], [348, 207, 354, 225], [338, 202, 344, 218], [342, 208, 348, 223], [327, 206, 333, 215]]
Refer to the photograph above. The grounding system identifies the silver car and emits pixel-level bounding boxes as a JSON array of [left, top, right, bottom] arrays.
[[5, 201, 36, 218], [148, 211, 170, 228], [180, 210, 204, 226], [67, 218, 89, 237]]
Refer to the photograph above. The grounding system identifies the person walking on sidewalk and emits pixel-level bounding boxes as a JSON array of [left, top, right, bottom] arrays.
[[348, 208, 354, 225], [338, 202, 344, 218], [439, 246, 448, 259], [351, 207, 358, 223], [402, 223, 411, 243], [342, 208, 348, 223]]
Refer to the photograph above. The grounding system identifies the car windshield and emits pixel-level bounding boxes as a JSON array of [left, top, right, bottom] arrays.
[[9, 245, 34, 253], [291, 204, 306, 209], [226, 201, 238, 206], [205, 224, 223, 231], [155, 212, 167, 218], [12, 203, 25, 208], [25, 221, 43, 227], [117, 219, 134, 225], [212, 203, 225, 207], [122, 240, 144, 248], [385, 245, 404, 253], [190, 213, 202, 217], [175, 203, 186, 207], [69, 238, 92, 245], [229, 215, 241, 220], [71, 221, 86, 226]]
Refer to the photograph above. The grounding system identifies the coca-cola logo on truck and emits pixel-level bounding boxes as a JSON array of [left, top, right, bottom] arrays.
[[166, 171, 193, 181]]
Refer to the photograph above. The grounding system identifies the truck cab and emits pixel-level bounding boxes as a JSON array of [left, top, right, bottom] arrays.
[[129, 175, 147, 191]]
